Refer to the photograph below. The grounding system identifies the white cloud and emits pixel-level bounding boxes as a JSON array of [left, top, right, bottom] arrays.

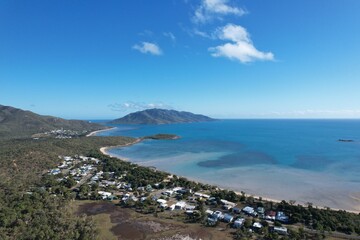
[[209, 24, 274, 63], [132, 42, 162, 55], [163, 32, 176, 43], [193, 0, 246, 24], [109, 101, 173, 112], [193, 28, 213, 38]]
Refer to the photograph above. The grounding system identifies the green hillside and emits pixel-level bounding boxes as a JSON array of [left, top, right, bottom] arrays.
[[0, 105, 107, 140]]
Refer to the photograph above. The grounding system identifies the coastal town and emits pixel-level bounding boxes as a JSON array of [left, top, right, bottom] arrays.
[[44, 152, 360, 240]]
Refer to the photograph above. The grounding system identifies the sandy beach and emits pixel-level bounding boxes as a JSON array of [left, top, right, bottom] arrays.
[[100, 138, 143, 159], [86, 127, 117, 137]]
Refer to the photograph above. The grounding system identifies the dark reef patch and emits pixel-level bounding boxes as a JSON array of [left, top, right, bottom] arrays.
[[291, 155, 333, 170], [197, 151, 276, 168]]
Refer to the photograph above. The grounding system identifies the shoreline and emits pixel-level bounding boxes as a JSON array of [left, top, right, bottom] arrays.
[[99, 138, 143, 159], [98, 141, 360, 214], [86, 127, 117, 137]]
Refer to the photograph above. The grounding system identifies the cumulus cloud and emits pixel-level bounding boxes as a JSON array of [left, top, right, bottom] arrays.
[[108, 101, 173, 112], [132, 42, 162, 55], [193, 0, 246, 24], [209, 24, 274, 63]]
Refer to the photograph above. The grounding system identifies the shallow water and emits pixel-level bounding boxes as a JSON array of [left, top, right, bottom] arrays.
[[97, 120, 360, 211]]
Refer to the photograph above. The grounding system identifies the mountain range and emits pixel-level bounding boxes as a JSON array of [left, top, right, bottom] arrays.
[[0, 105, 106, 140], [110, 108, 215, 125]]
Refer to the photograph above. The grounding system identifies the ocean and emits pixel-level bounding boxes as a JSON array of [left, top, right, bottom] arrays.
[[95, 119, 360, 211]]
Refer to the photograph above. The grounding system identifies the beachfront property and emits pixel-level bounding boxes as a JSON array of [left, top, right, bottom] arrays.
[[242, 206, 255, 215], [276, 211, 289, 223], [265, 210, 276, 221]]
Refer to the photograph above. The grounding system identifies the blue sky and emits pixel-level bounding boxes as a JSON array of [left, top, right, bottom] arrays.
[[1, 0, 360, 119]]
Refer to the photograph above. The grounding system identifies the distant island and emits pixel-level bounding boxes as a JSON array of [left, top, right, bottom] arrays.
[[0, 104, 107, 140], [109, 108, 215, 125]]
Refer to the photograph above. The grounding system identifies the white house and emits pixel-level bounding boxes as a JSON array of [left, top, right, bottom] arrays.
[[253, 222, 263, 229], [185, 205, 196, 211], [175, 201, 187, 210], [205, 209, 214, 216], [98, 191, 112, 199], [157, 199, 167, 205], [242, 206, 255, 215]]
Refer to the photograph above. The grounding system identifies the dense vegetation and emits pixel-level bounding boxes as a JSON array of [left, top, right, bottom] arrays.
[[0, 105, 106, 140], [0, 136, 134, 239], [88, 150, 169, 188]]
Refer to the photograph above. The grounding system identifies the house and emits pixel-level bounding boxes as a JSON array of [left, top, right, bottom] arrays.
[[194, 192, 203, 198], [242, 206, 255, 215], [211, 210, 224, 220], [160, 203, 168, 208], [185, 210, 194, 215], [276, 211, 289, 223], [175, 201, 187, 210], [58, 161, 68, 169], [205, 209, 214, 216], [207, 217, 217, 226], [194, 192, 210, 199], [202, 194, 210, 199], [98, 191, 112, 200], [233, 207, 241, 214], [220, 199, 236, 207], [50, 169, 61, 175], [233, 218, 245, 228], [253, 222, 263, 229], [257, 207, 265, 214], [223, 213, 234, 223], [157, 199, 167, 205], [137, 186, 145, 191], [64, 156, 73, 161], [273, 226, 288, 235], [163, 190, 174, 197], [223, 204, 233, 211], [173, 187, 183, 192], [207, 197, 217, 203], [265, 211, 276, 221], [185, 205, 196, 211]]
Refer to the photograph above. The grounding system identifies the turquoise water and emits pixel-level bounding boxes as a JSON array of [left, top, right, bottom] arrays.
[[97, 120, 360, 211]]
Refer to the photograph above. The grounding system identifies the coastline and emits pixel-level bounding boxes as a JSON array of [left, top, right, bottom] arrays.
[[98, 141, 360, 214], [86, 127, 117, 137], [99, 138, 143, 159]]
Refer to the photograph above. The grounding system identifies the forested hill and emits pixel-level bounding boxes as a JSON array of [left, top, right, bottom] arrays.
[[109, 108, 215, 124], [0, 104, 106, 140]]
